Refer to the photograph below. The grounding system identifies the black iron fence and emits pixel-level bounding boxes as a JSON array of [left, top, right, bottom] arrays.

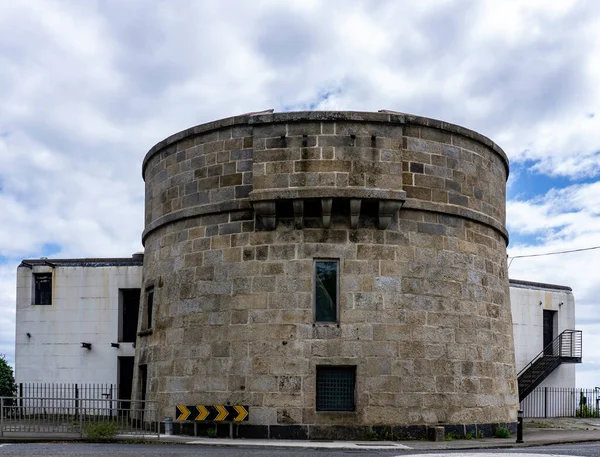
[[2, 383, 158, 438], [1, 397, 159, 438], [16, 383, 120, 417], [19, 383, 118, 400], [521, 387, 600, 418]]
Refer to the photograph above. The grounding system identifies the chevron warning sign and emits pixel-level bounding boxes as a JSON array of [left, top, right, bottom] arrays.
[[176, 405, 249, 421], [175, 405, 191, 421]]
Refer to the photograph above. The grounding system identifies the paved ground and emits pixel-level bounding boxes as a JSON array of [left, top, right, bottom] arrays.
[[5, 442, 600, 457], [160, 418, 600, 450], [3, 417, 600, 451]]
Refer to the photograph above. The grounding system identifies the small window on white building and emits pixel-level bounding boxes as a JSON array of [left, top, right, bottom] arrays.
[[33, 273, 52, 305]]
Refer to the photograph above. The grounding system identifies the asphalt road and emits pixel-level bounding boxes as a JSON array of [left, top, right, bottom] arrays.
[[3, 443, 600, 457]]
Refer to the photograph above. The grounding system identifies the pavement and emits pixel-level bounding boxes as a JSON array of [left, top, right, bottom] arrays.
[[3, 418, 600, 451], [134, 418, 600, 451]]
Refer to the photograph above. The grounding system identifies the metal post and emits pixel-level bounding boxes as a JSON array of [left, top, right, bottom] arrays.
[[157, 404, 161, 439], [75, 384, 79, 421], [1, 397, 4, 437], [165, 417, 173, 435], [19, 383, 23, 417], [516, 409, 524, 443]]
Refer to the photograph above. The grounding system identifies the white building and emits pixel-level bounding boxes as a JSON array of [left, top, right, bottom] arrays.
[[510, 279, 577, 389], [14, 258, 579, 403], [14, 255, 143, 401]]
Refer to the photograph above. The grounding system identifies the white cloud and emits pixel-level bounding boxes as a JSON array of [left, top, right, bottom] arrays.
[[0, 264, 17, 364], [0, 0, 599, 387], [508, 181, 600, 386]]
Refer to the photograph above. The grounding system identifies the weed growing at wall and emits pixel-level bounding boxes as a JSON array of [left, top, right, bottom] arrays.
[[494, 426, 511, 438]]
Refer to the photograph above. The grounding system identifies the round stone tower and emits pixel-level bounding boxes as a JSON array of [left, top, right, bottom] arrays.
[[133, 110, 518, 439]]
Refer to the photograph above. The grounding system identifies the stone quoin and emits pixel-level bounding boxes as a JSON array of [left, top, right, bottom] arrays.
[[132, 110, 519, 440]]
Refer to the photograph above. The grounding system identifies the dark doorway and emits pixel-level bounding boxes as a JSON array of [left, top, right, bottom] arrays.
[[543, 310, 556, 355], [119, 289, 140, 342], [139, 364, 147, 402], [118, 357, 134, 412]]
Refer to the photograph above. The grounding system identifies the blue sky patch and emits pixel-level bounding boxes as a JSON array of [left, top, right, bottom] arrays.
[[283, 87, 342, 112], [507, 232, 543, 248], [41, 243, 62, 257], [508, 160, 596, 201]]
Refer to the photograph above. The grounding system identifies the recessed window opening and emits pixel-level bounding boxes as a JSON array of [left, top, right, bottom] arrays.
[[119, 289, 140, 342], [316, 366, 356, 411], [314, 260, 339, 322], [139, 364, 148, 403], [146, 287, 154, 329], [33, 273, 52, 305]]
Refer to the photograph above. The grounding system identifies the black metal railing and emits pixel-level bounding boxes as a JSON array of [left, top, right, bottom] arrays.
[[18, 383, 118, 402], [521, 387, 599, 418], [517, 329, 582, 402]]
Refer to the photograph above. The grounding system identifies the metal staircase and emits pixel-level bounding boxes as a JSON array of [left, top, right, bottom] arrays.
[[517, 329, 582, 402]]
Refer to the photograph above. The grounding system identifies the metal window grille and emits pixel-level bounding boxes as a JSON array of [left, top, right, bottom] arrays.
[[316, 366, 356, 411], [33, 274, 52, 305]]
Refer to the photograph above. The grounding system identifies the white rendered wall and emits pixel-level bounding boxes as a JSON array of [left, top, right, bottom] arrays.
[[510, 283, 576, 389], [15, 264, 142, 386]]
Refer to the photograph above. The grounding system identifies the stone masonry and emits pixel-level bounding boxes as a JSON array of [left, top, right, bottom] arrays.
[[132, 110, 519, 440]]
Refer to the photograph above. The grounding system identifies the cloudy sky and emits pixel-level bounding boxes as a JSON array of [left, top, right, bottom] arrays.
[[1, 0, 599, 386]]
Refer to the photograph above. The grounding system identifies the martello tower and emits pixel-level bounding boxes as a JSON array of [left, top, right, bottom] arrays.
[[133, 110, 518, 439]]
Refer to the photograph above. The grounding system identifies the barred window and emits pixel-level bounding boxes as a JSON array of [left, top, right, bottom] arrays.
[[316, 366, 356, 411], [33, 273, 52, 305], [314, 260, 338, 322]]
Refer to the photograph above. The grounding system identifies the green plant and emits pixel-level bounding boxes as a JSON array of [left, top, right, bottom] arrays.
[[494, 426, 510, 438], [0, 354, 16, 398], [464, 432, 474, 440], [375, 426, 392, 441], [359, 427, 393, 441], [84, 421, 119, 441], [477, 430, 484, 438], [359, 429, 378, 441], [444, 431, 462, 441], [206, 426, 217, 438], [576, 405, 600, 418]]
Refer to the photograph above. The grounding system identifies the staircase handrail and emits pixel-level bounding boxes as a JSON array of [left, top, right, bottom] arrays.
[[517, 329, 582, 379]]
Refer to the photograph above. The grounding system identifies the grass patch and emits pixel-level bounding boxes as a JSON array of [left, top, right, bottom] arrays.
[[576, 405, 600, 418], [494, 426, 511, 438], [84, 421, 119, 442]]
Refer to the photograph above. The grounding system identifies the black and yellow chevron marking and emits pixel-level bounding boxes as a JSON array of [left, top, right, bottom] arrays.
[[176, 405, 249, 421]]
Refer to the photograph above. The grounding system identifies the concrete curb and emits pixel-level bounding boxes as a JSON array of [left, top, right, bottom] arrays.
[[3, 428, 600, 450]]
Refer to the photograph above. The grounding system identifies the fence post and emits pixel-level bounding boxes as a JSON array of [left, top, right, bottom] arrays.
[[75, 384, 79, 421], [544, 387, 548, 418], [516, 409, 524, 443], [19, 383, 23, 419], [1, 398, 4, 438]]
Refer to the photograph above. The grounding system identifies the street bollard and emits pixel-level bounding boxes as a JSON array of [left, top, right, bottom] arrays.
[[516, 409, 523, 443], [165, 417, 173, 435]]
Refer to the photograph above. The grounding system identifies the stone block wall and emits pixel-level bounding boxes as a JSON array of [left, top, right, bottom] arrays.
[[133, 111, 518, 439]]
